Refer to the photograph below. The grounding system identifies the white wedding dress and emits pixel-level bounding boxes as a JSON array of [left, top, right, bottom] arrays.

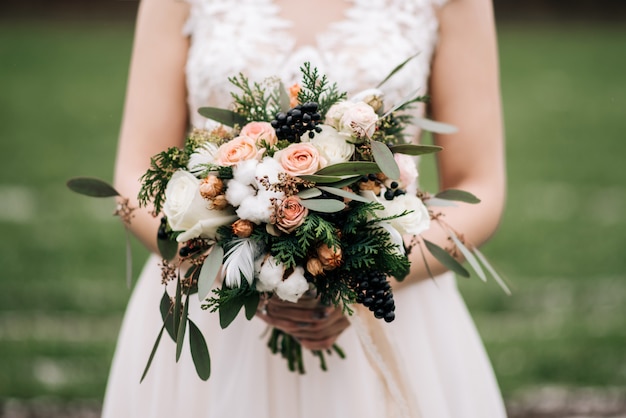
[[102, 0, 508, 417]]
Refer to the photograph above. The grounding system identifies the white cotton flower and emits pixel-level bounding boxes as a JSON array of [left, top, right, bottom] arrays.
[[255, 157, 283, 183], [188, 142, 219, 174], [232, 158, 259, 185], [256, 256, 284, 292], [309, 125, 355, 165], [225, 179, 255, 207], [275, 266, 309, 303]]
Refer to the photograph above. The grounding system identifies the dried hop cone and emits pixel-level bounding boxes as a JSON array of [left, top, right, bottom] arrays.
[[211, 194, 229, 210], [306, 257, 325, 276], [232, 219, 254, 238], [199, 176, 224, 200], [316, 243, 343, 271]]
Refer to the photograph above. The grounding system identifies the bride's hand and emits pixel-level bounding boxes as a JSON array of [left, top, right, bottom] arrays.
[[256, 294, 350, 351]]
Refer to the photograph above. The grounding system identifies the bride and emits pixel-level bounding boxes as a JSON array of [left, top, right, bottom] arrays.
[[103, 0, 507, 417]]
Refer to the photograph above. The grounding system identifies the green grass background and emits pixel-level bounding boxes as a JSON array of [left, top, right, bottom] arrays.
[[0, 21, 624, 402]]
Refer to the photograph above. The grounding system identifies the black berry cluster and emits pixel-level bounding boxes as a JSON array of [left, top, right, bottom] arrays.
[[353, 270, 396, 322], [383, 181, 406, 201], [271, 102, 322, 142], [157, 217, 169, 240]]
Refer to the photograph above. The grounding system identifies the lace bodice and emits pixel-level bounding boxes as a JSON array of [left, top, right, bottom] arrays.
[[183, 0, 448, 130]]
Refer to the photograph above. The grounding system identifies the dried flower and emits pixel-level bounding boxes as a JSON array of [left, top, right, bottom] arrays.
[[359, 179, 381, 195], [289, 83, 301, 108], [211, 194, 229, 210], [199, 175, 223, 200], [316, 243, 343, 270], [306, 257, 325, 276], [232, 219, 254, 238]]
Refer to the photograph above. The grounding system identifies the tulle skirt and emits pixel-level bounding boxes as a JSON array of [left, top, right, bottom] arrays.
[[102, 255, 507, 418]]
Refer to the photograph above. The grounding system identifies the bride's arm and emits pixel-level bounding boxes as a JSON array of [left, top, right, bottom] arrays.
[[113, 0, 190, 254], [397, 0, 506, 287]]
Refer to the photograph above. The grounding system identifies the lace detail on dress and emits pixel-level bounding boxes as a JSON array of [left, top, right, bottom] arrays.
[[183, 0, 448, 131]]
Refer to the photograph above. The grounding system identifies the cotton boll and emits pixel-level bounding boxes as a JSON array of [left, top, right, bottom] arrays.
[[275, 266, 309, 303], [257, 256, 284, 292], [233, 159, 259, 185], [236, 195, 272, 224], [256, 157, 283, 184], [225, 180, 255, 207]]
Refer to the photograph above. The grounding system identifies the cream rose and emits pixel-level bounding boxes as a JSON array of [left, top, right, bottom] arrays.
[[275, 143, 325, 176], [339, 101, 379, 138], [215, 135, 260, 166], [378, 194, 430, 236], [324, 100, 354, 130], [308, 125, 355, 165], [275, 196, 308, 233], [394, 153, 419, 195], [240, 122, 278, 147], [163, 171, 237, 241]]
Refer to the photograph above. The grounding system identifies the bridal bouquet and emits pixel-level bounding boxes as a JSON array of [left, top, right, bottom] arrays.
[[68, 60, 507, 381]]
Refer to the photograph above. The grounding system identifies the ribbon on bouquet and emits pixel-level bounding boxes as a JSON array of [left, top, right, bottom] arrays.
[[349, 305, 422, 418]]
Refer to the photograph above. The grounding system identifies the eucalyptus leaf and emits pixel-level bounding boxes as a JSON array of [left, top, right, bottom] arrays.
[[197, 245, 224, 301], [188, 320, 211, 380], [388, 144, 442, 156], [198, 107, 248, 127], [423, 239, 469, 278], [66, 177, 119, 197], [315, 162, 380, 176], [371, 140, 400, 180], [173, 279, 182, 338], [417, 241, 437, 282], [326, 176, 362, 189], [412, 117, 458, 134], [382, 89, 421, 118], [447, 231, 487, 282], [278, 81, 291, 112], [424, 197, 458, 207], [376, 53, 419, 88], [160, 291, 176, 342], [299, 174, 356, 184], [140, 322, 166, 383], [435, 189, 481, 204], [157, 235, 178, 262], [124, 228, 133, 288], [473, 248, 512, 296], [297, 188, 322, 199], [176, 292, 190, 362], [300, 198, 346, 213], [244, 292, 260, 320], [317, 186, 372, 203], [219, 296, 245, 329]]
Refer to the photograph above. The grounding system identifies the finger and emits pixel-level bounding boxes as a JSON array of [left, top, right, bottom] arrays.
[[299, 334, 341, 351]]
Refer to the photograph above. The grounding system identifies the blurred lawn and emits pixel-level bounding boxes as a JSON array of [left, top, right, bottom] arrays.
[[0, 20, 625, 402]]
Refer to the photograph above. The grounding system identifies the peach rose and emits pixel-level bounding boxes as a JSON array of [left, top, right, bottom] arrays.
[[215, 136, 260, 166], [275, 143, 325, 176], [275, 196, 308, 233], [240, 122, 278, 147]]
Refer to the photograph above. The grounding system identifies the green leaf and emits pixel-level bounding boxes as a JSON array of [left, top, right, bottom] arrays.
[[188, 320, 211, 381], [446, 231, 487, 282], [66, 177, 119, 197], [197, 107, 248, 127], [278, 81, 291, 112], [371, 140, 400, 180], [173, 278, 182, 337], [297, 188, 322, 199], [423, 239, 469, 278], [317, 186, 372, 203], [160, 291, 176, 342], [424, 197, 458, 207], [198, 245, 224, 301], [300, 199, 346, 213], [315, 162, 380, 176], [376, 53, 419, 88], [176, 292, 190, 362], [325, 176, 362, 189], [157, 236, 178, 261], [435, 189, 481, 204], [381, 89, 421, 118], [140, 322, 166, 383], [473, 248, 512, 296], [244, 292, 260, 320], [219, 295, 245, 329], [299, 174, 356, 184], [388, 144, 442, 156], [412, 117, 458, 134]]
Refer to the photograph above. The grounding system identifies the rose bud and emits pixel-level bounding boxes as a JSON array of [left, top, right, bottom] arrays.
[[306, 257, 325, 276], [211, 194, 229, 210], [232, 219, 254, 238], [316, 243, 343, 270], [199, 175, 224, 200]]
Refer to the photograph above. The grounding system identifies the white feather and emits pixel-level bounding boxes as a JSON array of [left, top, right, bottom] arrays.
[[222, 238, 257, 287]]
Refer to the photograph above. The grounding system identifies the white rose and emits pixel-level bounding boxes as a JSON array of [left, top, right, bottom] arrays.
[[324, 101, 354, 130], [275, 266, 309, 302], [163, 170, 237, 241], [378, 194, 430, 236], [339, 101, 378, 139], [309, 125, 355, 165]]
